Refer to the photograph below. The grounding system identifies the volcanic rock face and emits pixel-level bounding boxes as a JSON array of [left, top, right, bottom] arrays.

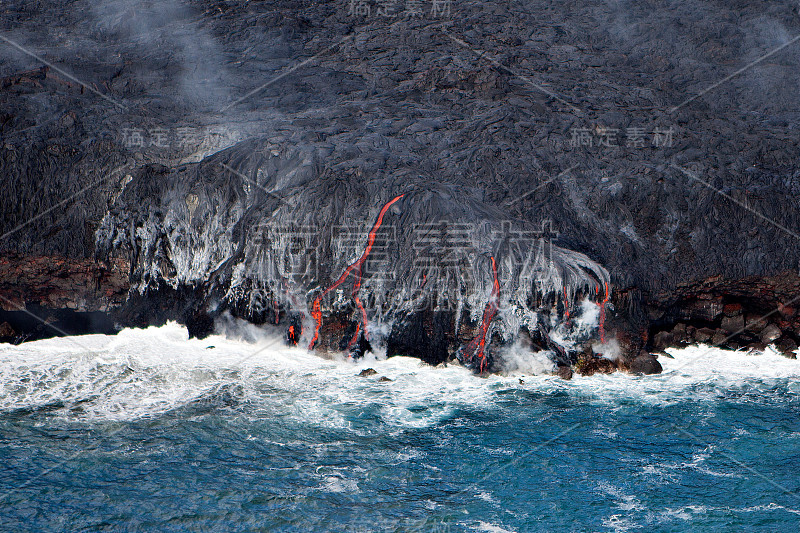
[[94, 139, 610, 370], [0, 254, 128, 312], [2, 1, 800, 369], [0, 254, 127, 343], [646, 274, 800, 358]]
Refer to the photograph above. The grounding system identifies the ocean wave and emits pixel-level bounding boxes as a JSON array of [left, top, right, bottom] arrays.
[[0, 323, 797, 422]]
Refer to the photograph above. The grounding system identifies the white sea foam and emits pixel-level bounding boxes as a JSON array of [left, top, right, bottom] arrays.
[[474, 522, 518, 533], [654, 502, 800, 520], [511, 343, 800, 406], [0, 322, 493, 425], [0, 324, 797, 422]]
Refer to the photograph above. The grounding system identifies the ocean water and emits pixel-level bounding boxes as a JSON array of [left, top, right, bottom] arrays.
[[1, 323, 799, 532]]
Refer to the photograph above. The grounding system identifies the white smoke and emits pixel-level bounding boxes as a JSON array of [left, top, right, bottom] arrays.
[[213, 311, 280, 345], [547, 297, 604, 351], [593, 338, 622, 362], [90, 0, 230, 110], [495, 340, 556, 375]]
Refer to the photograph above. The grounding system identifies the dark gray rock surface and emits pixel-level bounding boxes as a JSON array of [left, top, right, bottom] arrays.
[[2, 0, 800, 367], [629, 353, 662, 375]]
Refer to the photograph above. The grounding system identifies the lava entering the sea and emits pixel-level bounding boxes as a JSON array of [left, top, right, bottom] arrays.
[[597, 281, 610, 343], [308, 194, 405, 350], [459, 256, 500, 373]]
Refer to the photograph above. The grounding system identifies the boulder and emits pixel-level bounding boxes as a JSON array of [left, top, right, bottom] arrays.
[[575, 354, 617, 376], [774, 337, 798, 358], [653, 330, 673, 349], [0, 321, 15, 338], [670, 323, 689, 344], [694, 327, 715, 343], [747, 342, 766, 353], [711, 330, 727, 346], [744, 314, 766, 332], [556, 365, 573, 380], [720, 314, 745, 333], [759, 324, 782, 344], [629, 354, 663, 375], [358, 368, 377, 377]]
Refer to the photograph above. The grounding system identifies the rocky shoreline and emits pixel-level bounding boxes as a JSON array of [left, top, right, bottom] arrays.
[[2, 253, 797, 377]]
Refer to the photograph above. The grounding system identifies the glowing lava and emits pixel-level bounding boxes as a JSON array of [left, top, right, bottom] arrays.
[[287, 324, 298, 345], [309, 298, 322, 348], [461, 256, 500, 373], [308, 194, 405, 350], [597, 281, 610, 343]]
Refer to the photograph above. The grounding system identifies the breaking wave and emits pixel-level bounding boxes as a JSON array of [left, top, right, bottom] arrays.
[[1, 323, 797, 423]]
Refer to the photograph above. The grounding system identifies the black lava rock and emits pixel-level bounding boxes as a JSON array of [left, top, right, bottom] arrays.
[[629, 354, 663, 375]]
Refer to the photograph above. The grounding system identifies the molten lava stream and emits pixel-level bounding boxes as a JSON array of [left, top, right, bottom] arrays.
[[309, 299, 322, 348], [308, 194, 405, 350], [462, 256, 500, 372], [597, 281, 610, 343]]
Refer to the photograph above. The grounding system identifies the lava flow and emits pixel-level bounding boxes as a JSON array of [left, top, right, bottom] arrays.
[[461, 256, 500, 373], [308, 194, 405, 350], [597, 281, 610, 343]]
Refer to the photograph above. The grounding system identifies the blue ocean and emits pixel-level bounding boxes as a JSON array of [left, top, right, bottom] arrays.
[[1, 323, 799, 532]]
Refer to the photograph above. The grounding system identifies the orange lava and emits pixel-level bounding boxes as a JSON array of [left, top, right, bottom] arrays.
[[463, 256, 500, 372], [597, 281, 610, 343], [308, 194, 405, 350], [309, 298, 322, 348]]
